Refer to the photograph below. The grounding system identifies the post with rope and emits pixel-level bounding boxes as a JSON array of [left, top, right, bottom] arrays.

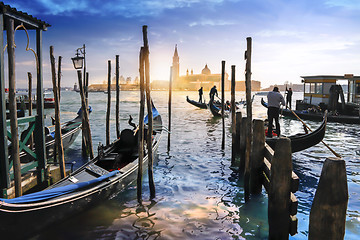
[[221, 60, 226, 150], [143, 25, 156, 199], [50, 46, 65, 178], [244, 37, 253, 202], [137, 47, 145, 203], [106, 60, 111, 146]]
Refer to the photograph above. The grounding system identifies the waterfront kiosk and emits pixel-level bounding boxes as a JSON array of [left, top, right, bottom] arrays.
[[0, 3, 50, 198], [299, 74, 360, 110]]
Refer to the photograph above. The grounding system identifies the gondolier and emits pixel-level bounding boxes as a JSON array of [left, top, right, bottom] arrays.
[[267, 86, 285, 138], [198, 87, 204, 103], [285, 86, 293, 109], [209, 85, 218, 101]]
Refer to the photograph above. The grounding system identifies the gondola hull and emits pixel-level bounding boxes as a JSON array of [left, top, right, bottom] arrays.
[[0, 115, 162, 239], [186, 96, 208, 109], [261, 98, 360, 124]]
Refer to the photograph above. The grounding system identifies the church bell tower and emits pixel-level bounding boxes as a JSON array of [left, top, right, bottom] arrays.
[[172, 44, 179, 86]]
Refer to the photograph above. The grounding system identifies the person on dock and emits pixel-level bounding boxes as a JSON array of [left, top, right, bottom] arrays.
[[209, 85, 218, 102], [285, 86, 293, 109], [267, 86, 285, 138], [198, 87, 204, 103]]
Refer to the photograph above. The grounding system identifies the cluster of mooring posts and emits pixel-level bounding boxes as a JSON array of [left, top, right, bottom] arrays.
[[225, 37, 348, 239]]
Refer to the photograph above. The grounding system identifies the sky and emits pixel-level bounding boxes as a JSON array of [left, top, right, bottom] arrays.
[[2, 0, 360, 88]]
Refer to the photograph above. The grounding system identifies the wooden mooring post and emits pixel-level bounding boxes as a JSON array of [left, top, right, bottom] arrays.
[[27, 72, 33, 149], [244, 37, 253, 202], [142, 25, 156, 199], [221, 60, 225, 150], [50, 46, 65, 178], [77, 70, 94, 159], [115, 55, 120, 139], [106, 60, 111, 146], [309, 157, 348, 240], [232, 112, 242, 169], [268, 137, 293, 239], [230, 65, 236, 166], [239, 116, 247, 172], [137, 47, 145, 203], [167, 66, 172, 152], [6, 18, 21, 197], [250, 119, 264, 194]]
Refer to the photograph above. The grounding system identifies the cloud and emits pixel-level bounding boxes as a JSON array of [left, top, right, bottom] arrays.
[[256, 30, 306, 38], [189, 19, 235, 27], [324, 0, 360, 9], [11, 0, 232, 18]]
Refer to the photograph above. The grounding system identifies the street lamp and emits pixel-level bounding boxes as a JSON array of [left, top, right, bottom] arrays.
[[71, 51, 84, 69], [71, 44, 86, 92]]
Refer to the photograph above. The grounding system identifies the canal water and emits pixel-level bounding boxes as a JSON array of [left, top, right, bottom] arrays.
[[30, 90, 359, 239]]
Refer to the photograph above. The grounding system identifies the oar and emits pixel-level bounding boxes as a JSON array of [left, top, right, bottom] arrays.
[[288, 107, 341, 158]]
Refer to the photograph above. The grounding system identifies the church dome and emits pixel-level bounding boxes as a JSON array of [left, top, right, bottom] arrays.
[[201, 64, 211, 75]]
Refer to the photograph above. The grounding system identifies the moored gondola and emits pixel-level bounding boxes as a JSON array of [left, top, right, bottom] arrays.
[[0, 107, 162, 239], [261, 98, 360, 124]]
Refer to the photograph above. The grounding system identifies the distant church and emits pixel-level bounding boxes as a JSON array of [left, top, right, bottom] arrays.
[[171, 45, 230, 91]]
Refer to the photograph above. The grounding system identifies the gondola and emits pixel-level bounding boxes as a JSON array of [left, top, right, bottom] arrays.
[[261, 98, 360, 124], [186, 96, 207, 109], [208, 99, 224, 117], [0, 107, 162, 239], [261, 98, 328, 152]]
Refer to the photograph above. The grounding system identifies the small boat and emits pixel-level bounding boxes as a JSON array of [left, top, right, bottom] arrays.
[[261, 98, 360, 124], [186, 96, 207, 109], [0, 107, 162, 238]]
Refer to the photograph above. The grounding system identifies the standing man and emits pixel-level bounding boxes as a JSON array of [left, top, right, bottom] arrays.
[[209, 85, 218, 101], [267, 86, 285, 137], [198, 87, 203, 103], [285, 86, 293, 109]]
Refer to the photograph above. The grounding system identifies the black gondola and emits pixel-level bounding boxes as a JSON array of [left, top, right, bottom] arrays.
[[0, 107, 162, 239], [261, 98, 360, 124], [261, 98, 328, 152], [186, 96, 208, 109]]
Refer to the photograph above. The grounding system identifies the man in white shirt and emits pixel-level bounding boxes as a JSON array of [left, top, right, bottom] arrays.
[[267, 86, 285, 137]]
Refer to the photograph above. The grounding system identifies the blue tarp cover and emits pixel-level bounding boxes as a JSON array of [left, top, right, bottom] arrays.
[[144, 107, 159, 124], [0, 170, 119, 204]]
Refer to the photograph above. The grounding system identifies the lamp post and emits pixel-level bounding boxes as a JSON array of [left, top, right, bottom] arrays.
[[71, 44, 86, 96], [71, 44, 89, 158]]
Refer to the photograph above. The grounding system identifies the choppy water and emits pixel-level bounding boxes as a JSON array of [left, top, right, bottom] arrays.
[[29, 91, 359, 239]]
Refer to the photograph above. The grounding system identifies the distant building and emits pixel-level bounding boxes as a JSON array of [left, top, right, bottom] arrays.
[[171, 45, 260, 91]]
